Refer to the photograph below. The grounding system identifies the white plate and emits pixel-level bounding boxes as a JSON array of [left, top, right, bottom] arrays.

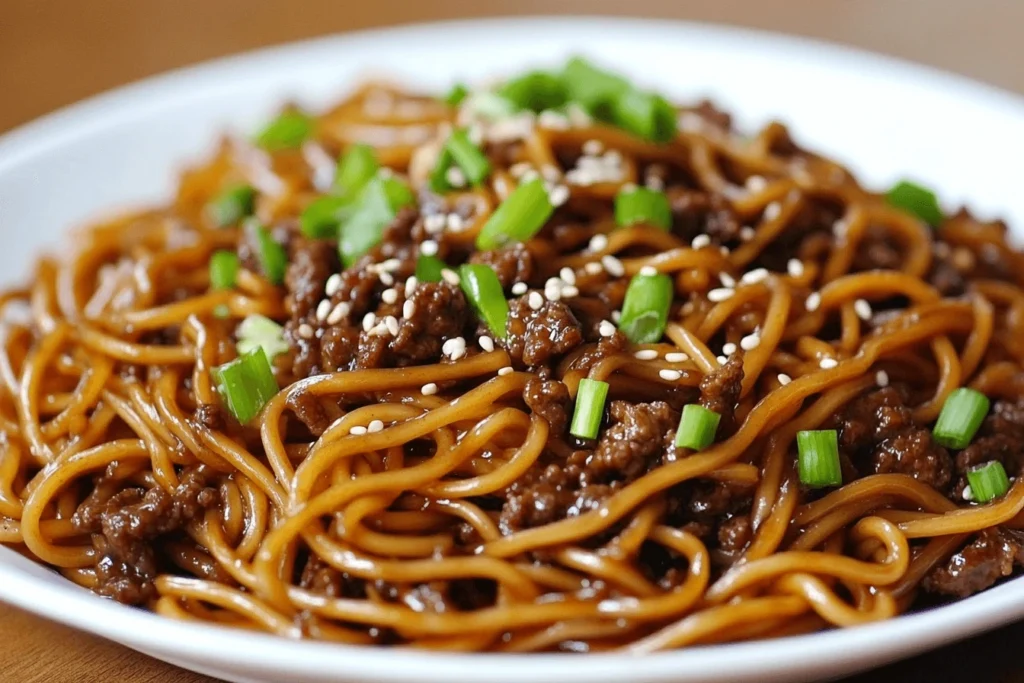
[[1, 16, 1023, 683]]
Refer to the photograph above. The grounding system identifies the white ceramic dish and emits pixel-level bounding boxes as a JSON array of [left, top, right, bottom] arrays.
[[1, 16, 1023, 683]]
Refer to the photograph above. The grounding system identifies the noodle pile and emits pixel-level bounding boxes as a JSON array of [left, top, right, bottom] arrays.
[[3, 59, 1024, 653]]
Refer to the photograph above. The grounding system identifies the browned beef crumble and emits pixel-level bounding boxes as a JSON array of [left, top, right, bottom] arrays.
[[523, 378, 571, 435], [923, 528, 1024, 598], [505, 296, 584, 367], [699, 353, 744, 427], [469, 244, 535, 290]]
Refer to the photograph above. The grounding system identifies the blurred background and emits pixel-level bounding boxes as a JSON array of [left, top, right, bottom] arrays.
[[1, 1, 1023, 682]]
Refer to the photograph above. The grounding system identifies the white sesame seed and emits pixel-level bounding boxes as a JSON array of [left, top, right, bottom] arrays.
[[561, 285, 579, 298], [854, 299, 873, 321], [424, 213, 446, 233], [584, 262, 603, 275], [634, 349, 659, 360], [599, 320, 617, 337], [719, 272, 736, 288], [806, 292, 821, 312], [479, 336, 494, 352], [745, 175, 768, 192], [777, 373, 792, 386], [405, 276, 418, 294], [528, 291, 544, 310], [691, 234, 711, 249], [722, 342, 737, 355], [659, 369, 682, 381], [385, 316, 400, 336], [402, 300, 416, 320], [511, 282, 528, 295], [544, 284, 562, 302], [708, 288, 734, 302], [639, 265, 658, 277], [509, 162, 533, 178], [421, 383, 438, 396], [367, 419, 384, 433], [379, 271, 395, 286], [325, 273, 342, 297], [349, 425, 368, 435], [763, 202, 782, 221], [559, 267, 577, 285], [538, 110, 570, 130], [589, 234, 609, 252], [381, 288, 398, 304], [441, 269, 461, 286], [369, 322, 389, 337], [717, 355, 728, 365], [720, 246, 730, 256], [316, 299, 332, 321], [963, 485, 974, 501], [549, 185, 570, 207], [833, 219, 848, 239], [327, 301, 350, 325], [665, 352, 689, 363], [611, 310, 622, 323], [819, 357, 838, 369], [420, 240, 439, 256], [787, 259, 805, 278], [379, 258, 401, 272], [520, 168, 540, 183], [739, 226, 756, 242], [601, 255, 625, 277], [582, 139, 604, 156], [541, 164, 561, 181], [645, 175, 665, 191], [741, 268, 769, 285], [740, 333, 761, 351], [446, 166, 466, 188], [362, 312, 376, 332], [876, 370, 890, 387], [446, 213, 466, 232], [298, 323, 314, 338]]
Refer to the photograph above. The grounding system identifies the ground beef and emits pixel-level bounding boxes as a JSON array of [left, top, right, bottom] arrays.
[[73, 466, 219, 604], [690, 100, 733, 131], [852, 225, 904, 272], [505, 295, 584, 367], [699, 353, 744, 426], [194, 403, 224, 431], [667, 189, 741, 244], [717, 514, 752, 555], [950, 398, 1024, 497], [523, 378, 571, 435], [923, 528, 1024, 598], [587, 401, 678, 484], [285, 237, 338, 319], [568, 332, 629, 374], [469, 245, 535, 290]]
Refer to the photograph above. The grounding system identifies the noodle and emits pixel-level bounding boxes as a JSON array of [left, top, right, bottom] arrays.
[[2, 58, 1024, 653]]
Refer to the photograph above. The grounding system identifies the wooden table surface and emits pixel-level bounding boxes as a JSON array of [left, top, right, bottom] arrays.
[[1, 1, 1023, 681]]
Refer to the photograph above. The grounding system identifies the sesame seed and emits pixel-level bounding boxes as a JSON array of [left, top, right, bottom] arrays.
[[369, 322, 389, 337], [717, 355, 728, 365], [402, 299, 416, 320], [541, 164, 562, 181], [634, 349, 659, 360], [598, 320, 617, 337], [639, 265, 658, 277], [645, 175, 665, 191], [538, 110, 570, 130], [963, 485, 974, 501], [381, 288, 398, 304], [720, 246, 730, 256], [777, 373, 792, 385], [316, 299, 332, 321], [327, 301, 350, 325], [379, 272, 395, 286], [367, 419, 384, 433], [589, 234, 609, 252], [740, 333, 761, 351], [582, 139, 604, 156], [509, 162, 533, 178], [349, 425, 368, 435], [819, 357, 838, 369], [405, 276, 418, 293], [787, 259, 805, 278], [362, 313, 376, 332], [745, 175, 768, 192], [876, 370, 890, 387], [441, 269, 461, 286], [442, 336, 467, 360], [559, 267, 577, 285], [421, 383, 438, 396], [611, 310, 622, 323], [520, 168, 540, 183], [561, 285, 579, 298], [659, 369, 682, 381], [854, 299, 872, 321], [424, 213, 445, 233], [833, 219, 848, 239], [741, 268, 769, 285], [385, 316, 400, 336], [379, 258, 401, 272], [601, 255, 625, 277], [511, 282, 528, 295], [719, 272, 736, 288], [549, 185, 570, 207], [584, 262, 603, 275], [763, 202, 782, 221], [722, 342, 737, 355], [298, 323, 314, 338], [708, 288, 734, 302], [498, 366, 514, 376], [665, 352, 689, 363], [691, 234, 711, 249], [420, 240, 439, 256], [528, 291, 544, 310], [479, 336, 494, 352], [446, 166, 466, 187], [739, 226, 756, 241], [446, 213, 466, 232], [325, 273, 342, 297], [806, 292, 821, 312]]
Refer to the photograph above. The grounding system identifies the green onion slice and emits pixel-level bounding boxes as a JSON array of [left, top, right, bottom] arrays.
[[246, 221, 287, 285], [886, 180, 943, 226], [206, 185, 255, 227], [335, 143, 379, 196], [461, 91, 517, 121], [212, 346, 279, 424], [443, 83, 470, 107], [338, 175, 415, 267], [933, 387, 990, 449], [611, 89, 677, 143], [675, 404, 721, 450], [618, 271, 673, 344], [446, 129, 491, 186], [209, 250, 239, 291], [499, 71, 568, 112], [615, 186, 672, 230], [300, 195, 351, 239], [458, 264, 509, 340], [797, 429, 842, 488], [254, 111, 313, 151], [562, 56, 629, 115], [236, 314, 288, 360], [570, 378, 610, 439], [416, 254, 447, 283], [475, 178, 554, 250], [966, 461, 1010, 503]]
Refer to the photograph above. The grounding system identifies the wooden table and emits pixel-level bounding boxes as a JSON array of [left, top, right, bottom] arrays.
[[1, 1, 1023, 681]]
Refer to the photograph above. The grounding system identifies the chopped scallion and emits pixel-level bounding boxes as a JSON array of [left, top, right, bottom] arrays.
[[797, 429, 842, 488], [212, 346, 279, 424], [617, 271, 673, 344], [300, 195, 351, 238], [933, 387, 990, 449], [500, 71, 567, 113], [446, 129, 491, 186], [416, 254, 447, 283], [444, 83, 470, 107], [462, 91, 517, 120], [335, 144, 379, 196], [209, 250, 239, 290], [254, 111, 313, 151], [966, 461, 1010, 503], [475, 178, 554, 250], [338, 175, 415, 267], [562, 56, 628, 116], [570, 378, 610, 439], [236, 314, 288, 360], [206, 185, 255, 227], [610, 89, 677, 143], [675, 404, 721, 450], [615, 186, 671, 230], [886, 180, 943, 226], [246, 221, 287, 285], [458, 264, 509, 340]]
